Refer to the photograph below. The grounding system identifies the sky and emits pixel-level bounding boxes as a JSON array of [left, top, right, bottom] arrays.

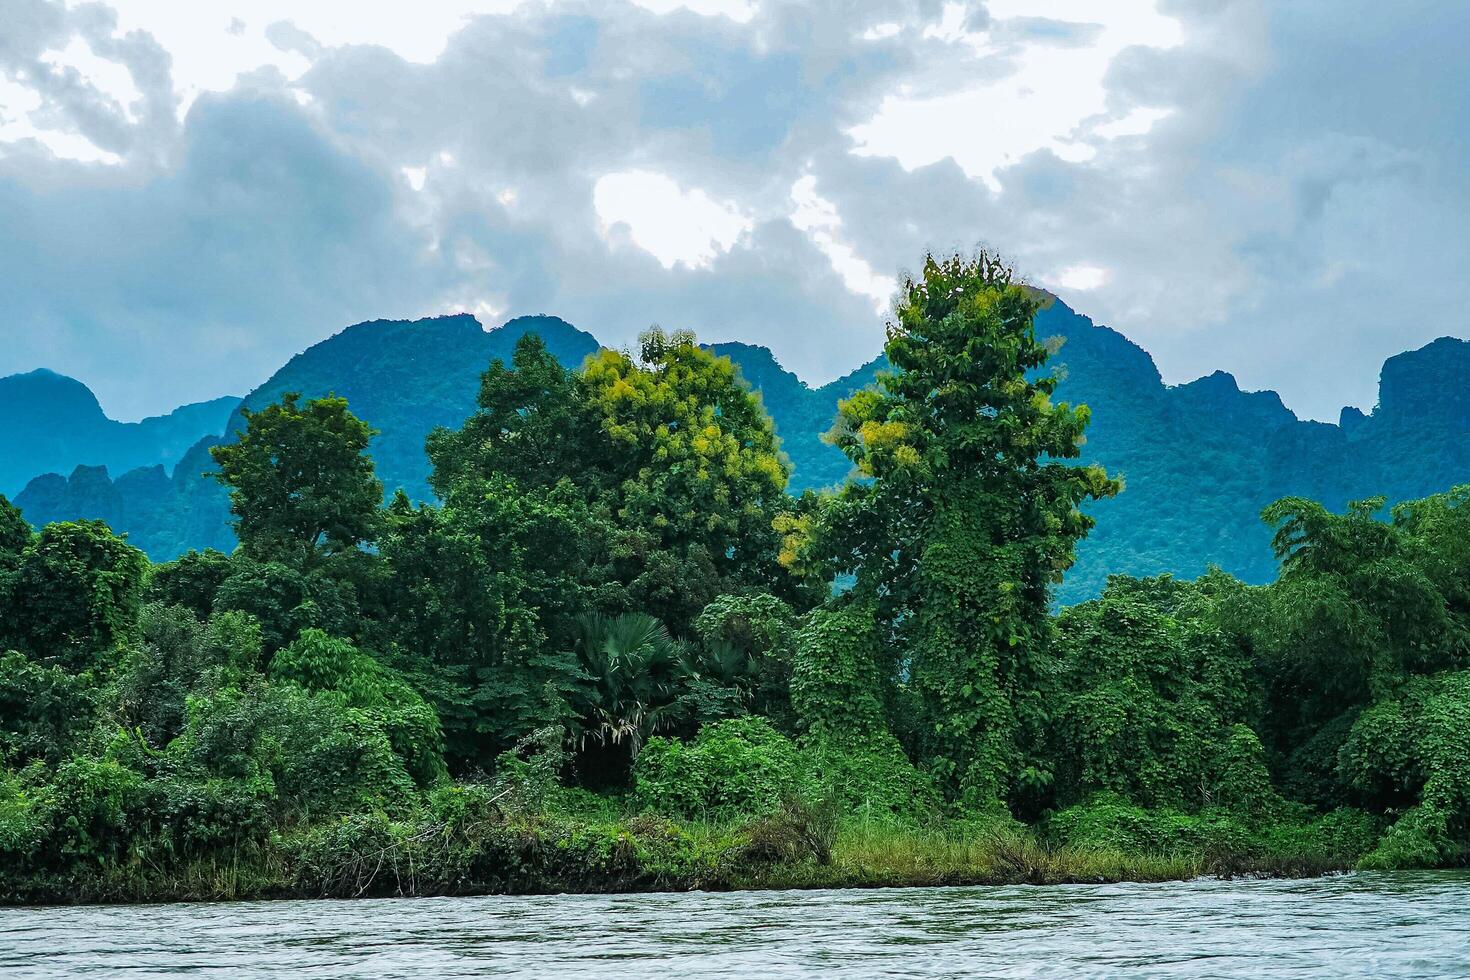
[[1, 0, 1466, 422]]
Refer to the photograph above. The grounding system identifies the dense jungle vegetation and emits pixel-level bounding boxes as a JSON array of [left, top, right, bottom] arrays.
[[1, 253, 1466, 904]]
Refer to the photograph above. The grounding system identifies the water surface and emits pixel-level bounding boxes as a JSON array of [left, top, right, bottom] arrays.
[[3, 872, 1468, 978]]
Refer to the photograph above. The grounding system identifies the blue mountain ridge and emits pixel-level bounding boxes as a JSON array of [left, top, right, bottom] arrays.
[[10, 297, 1470, 602]]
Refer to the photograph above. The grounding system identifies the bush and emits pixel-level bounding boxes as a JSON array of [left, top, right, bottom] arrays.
[[737, 798, 837, 866], [1045, 794, 1257, 858], [0, 650, 95, 766], [807, 739, 940, 824], [167, 680, 417, 821], [635, 717, 817, 821], [272, 630, 446, 788], [1339, 670, 1470, 867]]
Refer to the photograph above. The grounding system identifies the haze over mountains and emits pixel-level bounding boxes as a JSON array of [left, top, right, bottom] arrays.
[[0, 371, 237, 498], [8, 298, 1470, 602]]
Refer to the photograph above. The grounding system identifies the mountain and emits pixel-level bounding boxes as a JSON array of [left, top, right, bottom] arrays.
[[0, 369, 237, 497], [706, 342, 887, 492], [12, 299, 1470, 602], [227, 313, 601, 502], [1029, 298, 1470, 599]]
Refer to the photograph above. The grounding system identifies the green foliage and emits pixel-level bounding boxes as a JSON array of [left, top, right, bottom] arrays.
[[1340, 670, 1470, 867], [815, 253, 1119, 808], [806, 740, 940, 824], [790, 604, 892, 741], [0, 651, 95, 766], [1047, 577, 1263, 813], [571, 613, 688, 781], [0, 520, 147, 671], [17, 259, 1470, 899], [145, 549, 234, 619], [1045, 794, 1380, 870], [166, 680, 416, 820], [110, 604, 261, 747], [271, 629, 446, 788], [492, 726, 570, 815], [787, 603, 939, 819], [634, 717, 817, 821], [0, 494, 32, 559], [210, 392, 383, 564], [378, 481, 587, 767], [428, 329, 797, 634], [692, 592, 798, 729], [208, 557, 361, 656]]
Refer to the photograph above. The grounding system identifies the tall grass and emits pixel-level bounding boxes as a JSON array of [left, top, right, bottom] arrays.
[[2, 806, 1353, 905]]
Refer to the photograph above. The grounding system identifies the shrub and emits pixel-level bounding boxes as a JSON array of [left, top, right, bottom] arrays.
[[272, 630, 446, 788], [807, 739, 940, 824], [737, 798, 837, 866], [0, 650, 95, 766], [1045, 793, 1257, 858], [635, 717, 816, 821]]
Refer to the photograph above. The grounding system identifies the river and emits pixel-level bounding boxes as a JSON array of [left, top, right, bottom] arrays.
[[2, 872, 1468, 978]]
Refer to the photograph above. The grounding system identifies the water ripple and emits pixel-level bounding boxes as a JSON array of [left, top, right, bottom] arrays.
[[2, 873, 1469, 978]]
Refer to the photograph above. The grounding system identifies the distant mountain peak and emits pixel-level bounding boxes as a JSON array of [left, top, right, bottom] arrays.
[[1377, 335, 1470, 425], [0, 371, 237, 497], [0, 368, 107, 422], [1173, 370, 1294, 428]]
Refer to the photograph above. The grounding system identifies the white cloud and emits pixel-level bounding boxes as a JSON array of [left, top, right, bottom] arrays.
[[789, 175, 895, 311], [1052, 264, 1108, 291], [4, 0, 1468, 427], [848, 0, 1184, 190], [628, 0, 758, 22], [1092, 106, 1171, 140], [39, 36, 143, 123], [594, 171, 753, 270]]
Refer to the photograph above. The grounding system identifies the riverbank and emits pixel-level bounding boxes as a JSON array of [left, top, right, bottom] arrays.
[[0, 797, 1371, 906]]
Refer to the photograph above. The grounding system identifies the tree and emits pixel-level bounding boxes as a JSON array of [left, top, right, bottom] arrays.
[[1048, 576, 1263, 813], [579, 328, 791, 617], [426, 333, 597, 498], [0, 520, 148, 672], [692, 592, 799, 729], [570, 612, 689, 781], [0, 650, 95, 766], [1256, 495, 1463, 749], [378, 483, 589, 769], [271, 629, 446, 788], [428, 328, 799, 633], [210, 393, 383, 564], [818, 252, 1120, 808], [0, 494, 31, 561]]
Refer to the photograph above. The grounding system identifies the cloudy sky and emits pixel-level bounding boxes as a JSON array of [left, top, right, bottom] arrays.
[[1, 0, 1465, 421]]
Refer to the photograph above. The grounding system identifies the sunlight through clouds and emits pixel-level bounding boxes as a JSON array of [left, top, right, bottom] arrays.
[[789, 175, 895, 312], [849, 0, 1184, 189], [594, 171, 753, 270]]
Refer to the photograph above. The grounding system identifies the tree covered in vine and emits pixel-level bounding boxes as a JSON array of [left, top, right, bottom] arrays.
[[815, 252, 1120, 809]]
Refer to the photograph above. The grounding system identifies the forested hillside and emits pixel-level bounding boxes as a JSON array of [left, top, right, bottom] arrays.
[[10, 297, 1470, 602], [5, 255, 1467, 905]]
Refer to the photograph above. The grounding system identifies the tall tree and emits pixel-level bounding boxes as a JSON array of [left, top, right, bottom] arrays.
[[210, 393, 383, 564], [820, 252, 1120, 808]]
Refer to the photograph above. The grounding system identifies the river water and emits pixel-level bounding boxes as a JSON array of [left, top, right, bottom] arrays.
[[2, 873, 1468, 978]]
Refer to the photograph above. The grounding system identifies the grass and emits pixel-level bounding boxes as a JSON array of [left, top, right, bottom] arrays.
[[0, 804, 1360, 906]]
